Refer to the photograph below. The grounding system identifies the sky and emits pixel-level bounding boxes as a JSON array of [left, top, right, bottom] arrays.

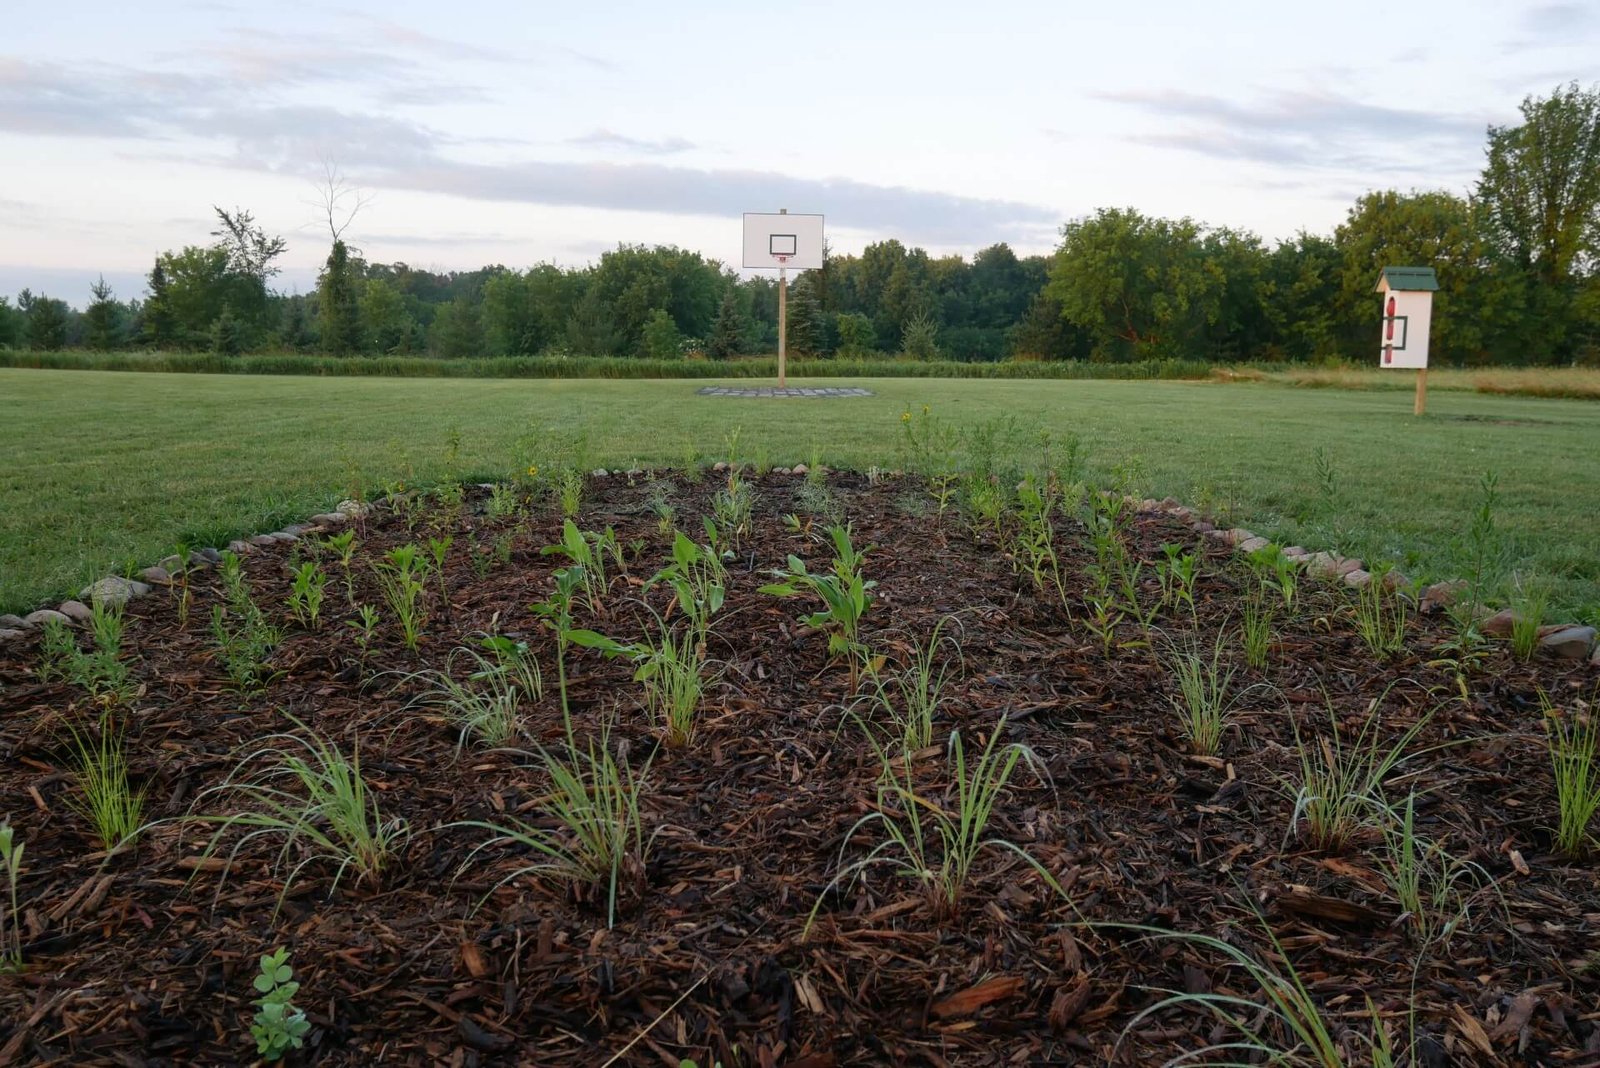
[[3, 0, 1598, 305]]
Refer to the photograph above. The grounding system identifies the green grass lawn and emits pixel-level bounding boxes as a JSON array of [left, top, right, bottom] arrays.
[[2, 368, 1597, 619]]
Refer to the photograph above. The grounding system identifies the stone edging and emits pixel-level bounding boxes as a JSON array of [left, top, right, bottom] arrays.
[[2, 478, 1595, 667]]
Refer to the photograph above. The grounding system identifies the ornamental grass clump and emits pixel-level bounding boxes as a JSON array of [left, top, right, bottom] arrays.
[[1544, 693, 1600, 857], [809, 720, 1063, 929], [192, 716, 406, 909], [1286, 695, 1434, 853]]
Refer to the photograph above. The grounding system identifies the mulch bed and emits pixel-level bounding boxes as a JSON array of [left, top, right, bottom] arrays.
[[1, 471, 1596, 1066]]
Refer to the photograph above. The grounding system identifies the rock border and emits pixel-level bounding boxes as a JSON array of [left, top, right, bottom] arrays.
[[1, 478, 1595, 667]]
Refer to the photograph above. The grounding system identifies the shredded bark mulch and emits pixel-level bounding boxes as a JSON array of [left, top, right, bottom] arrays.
[[1, 471, 1596, 1066]]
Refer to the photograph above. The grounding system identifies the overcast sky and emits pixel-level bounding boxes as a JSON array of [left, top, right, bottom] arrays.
[[3, 0, 1598, 304]]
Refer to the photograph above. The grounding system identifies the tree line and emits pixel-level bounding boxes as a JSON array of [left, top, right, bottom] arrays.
[[3, 83, 1597, 366]]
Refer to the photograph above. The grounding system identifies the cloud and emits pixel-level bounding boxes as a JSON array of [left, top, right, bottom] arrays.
[[1519, 3, 1594, 38], [0, 55, 1059, 246], [1096, 87, 1486, 176], [568, 129, 698, 155]]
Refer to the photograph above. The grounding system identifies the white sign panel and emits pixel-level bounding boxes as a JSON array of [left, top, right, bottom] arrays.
[[743, 213, 824, 270], [1379, 290, 1432, 370]]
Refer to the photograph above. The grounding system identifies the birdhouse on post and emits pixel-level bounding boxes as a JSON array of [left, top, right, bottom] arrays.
[[1375, 265, 1439, 415]]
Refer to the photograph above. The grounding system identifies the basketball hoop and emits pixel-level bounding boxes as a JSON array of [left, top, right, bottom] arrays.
[[774, 254, 789, 265]]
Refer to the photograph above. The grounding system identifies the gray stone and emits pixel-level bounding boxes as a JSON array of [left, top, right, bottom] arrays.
[[228, 540, 253, 554], [271, 532, 301, 543], [186, 551, 213, 570], [57, 600, 93, 624], [250, 535, 278, 548], [1335, 557, 1365, 577], [280, 525, 309, 537], [25, 608, 71, 627], [1238, 536, 1270, 554], [158, 554, 184, 572], [591, 469, 609, 478], [1479, 608, 1519, 638], [1280, 546, 1308, 559], [1381, 570, 1411, 592], [1168, 505, 1194, 520], [336, 499, 365, 516], [1192, 520, 1215, 534], [1158, 497, 1182, 511], [1342, 568, 1373, 589], [79, 576, 151, 607], [1304, 552, 1339, 578], [308, 513, 348, 527], [0, 613, 29, 630], [792, 464, 808, 476], [773, 467, 791, 475], [140, 566, 172, 585], [1418, 579, 1468, 613], [1539, 626, 1596, 660], [0, 628, 27, 644], [712, 461, 729, 472], [1203, 528, 1230, 543]]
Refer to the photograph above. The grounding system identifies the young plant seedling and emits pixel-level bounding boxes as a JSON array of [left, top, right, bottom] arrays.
[[250, 946, 311, 1061], [0, 821, 22, 972], [760, 524, 878, 690]]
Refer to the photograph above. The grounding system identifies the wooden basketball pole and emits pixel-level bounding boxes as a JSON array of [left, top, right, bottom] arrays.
[[777, 208, 788, 389], [1414, 367, 1428, 416]]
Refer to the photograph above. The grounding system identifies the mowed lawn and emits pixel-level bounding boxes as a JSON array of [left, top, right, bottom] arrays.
[[2, 368, 1597, 618]]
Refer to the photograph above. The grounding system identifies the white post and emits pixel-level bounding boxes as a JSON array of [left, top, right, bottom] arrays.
[[777, 208, 788, 389]]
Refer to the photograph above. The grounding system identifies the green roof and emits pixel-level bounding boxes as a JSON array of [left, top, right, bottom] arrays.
[[1375, 265, 1439, 292]]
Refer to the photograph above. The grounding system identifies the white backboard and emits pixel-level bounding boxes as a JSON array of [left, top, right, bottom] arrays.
[[743, 212, 824, 270]]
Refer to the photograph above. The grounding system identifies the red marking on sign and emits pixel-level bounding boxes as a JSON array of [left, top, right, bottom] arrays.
[[1384, 346, 1392, 364], [1385, 296, 1396, 340]]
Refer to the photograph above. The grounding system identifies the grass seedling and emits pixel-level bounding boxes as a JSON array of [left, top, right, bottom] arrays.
[[1507, 573, 1550, 660], [645, 479, 677, 539], [457, 720, 652, 928], [0, 821, 24, 972], [250, 946, 310, 1062], [1111, 917, 1395, 1068], [633, 624, 708, 749], [760, 524, 877, 690], [1543, 694, 1600, 857], [287, 560, 326, 630], [857, 616, 961, 761], [193, 715, 406, 910], [373, 543, 428, 652], [1352, 566, 1408, 659], [809, 721, 1061, 928], [67, 721, 145, 850], [1377, 792, 1489, 949], [1287, 695, 1434, 853], [405, 643, 542, 750], [1240, 586, 1274, 669], [712, 469, 755, 549], [1166, 635, 1247, 756], [170, 540, 193, 625]]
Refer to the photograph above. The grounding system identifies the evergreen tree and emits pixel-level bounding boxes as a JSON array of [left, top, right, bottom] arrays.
[[143, 260, 176, 348], [212, 305, 244, 356], [318, 240, 362, 355], [641, 307, 682, 359], [19, 289, 69, 351], [707, 290, 742, 359], [899, 311, 941, 360], [785, 278, 825, 357], [0, 297, 18, 349], [84, 275, 120, 350]]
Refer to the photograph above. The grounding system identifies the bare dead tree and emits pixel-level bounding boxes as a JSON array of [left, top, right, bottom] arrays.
[[309, 161, 373, 245]]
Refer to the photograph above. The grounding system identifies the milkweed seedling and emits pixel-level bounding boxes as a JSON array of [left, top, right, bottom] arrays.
[[250, 946, 310, 1062], [0, 822, 24, 972], [760, 524, 877, 690]]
